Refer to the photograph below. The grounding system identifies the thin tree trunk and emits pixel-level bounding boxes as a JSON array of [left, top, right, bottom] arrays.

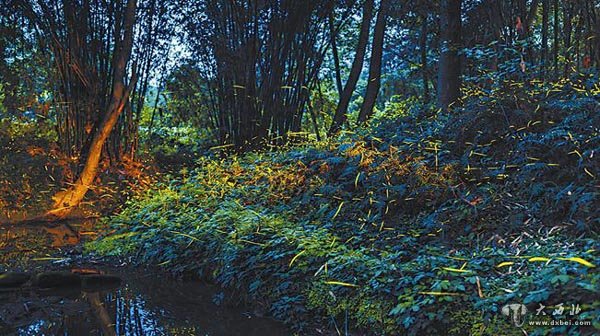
[[596, 6, 600, 68], [148, 88, 163, 138], [525, 0, 540, 30], [563, 2, 573, 76], [307, 93, 321, 141], [45, 0, 137, 220], [584, 0, 596, 68], [553, 0, 559, 77], [437, 0, 462, 110], [541, 0, 549, 79], [357, 0, 388, 124], [329, 0, 374, 135], [575, 15, 583, 72], [420, 12, 429, 102], [329, 12, 343, 96]]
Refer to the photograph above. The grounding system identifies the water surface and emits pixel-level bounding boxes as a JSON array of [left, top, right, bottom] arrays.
[[0, 223, 288, 336], [0, 269, 289, 336]]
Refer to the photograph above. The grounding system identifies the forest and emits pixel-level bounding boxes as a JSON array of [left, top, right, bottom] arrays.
[[0, 0, 598, 335]]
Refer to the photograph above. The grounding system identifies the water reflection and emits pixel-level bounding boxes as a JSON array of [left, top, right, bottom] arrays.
[[110, 289, 163, 335], [0, 271, 288, 336]]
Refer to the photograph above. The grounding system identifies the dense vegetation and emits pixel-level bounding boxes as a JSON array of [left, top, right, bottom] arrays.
[[89, 79, 599, 335], [1, 0, 599, 335]]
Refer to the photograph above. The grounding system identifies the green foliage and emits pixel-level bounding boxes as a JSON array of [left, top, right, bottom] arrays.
[[142, 124, 214, 170], [0, 117, 57, 143], [378, 95, 416, 120], [85, 232, 139, 256], [90, 80, 599, 334], [163, 63, 215, 130]]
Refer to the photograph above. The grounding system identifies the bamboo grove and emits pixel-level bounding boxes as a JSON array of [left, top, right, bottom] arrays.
[[8, 0, 175, 160], [2, 0, 599, 152], [0, 0, 599, 216]]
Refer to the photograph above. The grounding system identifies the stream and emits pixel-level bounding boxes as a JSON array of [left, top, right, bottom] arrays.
[[0, 223, 289, 336]]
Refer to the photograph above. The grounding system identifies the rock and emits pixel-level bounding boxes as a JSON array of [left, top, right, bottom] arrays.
[[0, 272, 31, 287], [37, 286, 81, 299], [81, 274, 122, 292], [33, 272, 81, 288]]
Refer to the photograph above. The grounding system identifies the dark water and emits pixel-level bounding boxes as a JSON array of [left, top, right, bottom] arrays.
[[0, 270, 289, 336]]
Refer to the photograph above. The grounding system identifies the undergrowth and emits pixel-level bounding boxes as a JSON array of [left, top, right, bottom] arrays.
[[0, 117, 155, 220], [88, 78, 599, 335]]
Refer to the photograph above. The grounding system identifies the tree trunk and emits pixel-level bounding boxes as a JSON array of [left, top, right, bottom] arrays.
[[525, 0, 540, 30], [437, 0, 462, 110], [420, 13, 429, 103], [563, 2, 573, 76], [45, 0, 137, 220], [596, 7, 600, 68], [329, 12, 343, 96], [553, 0, 559, 77], [329, 0, 374, 134], [357, 0, 388, 124], [541, 0, 549, 79]]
